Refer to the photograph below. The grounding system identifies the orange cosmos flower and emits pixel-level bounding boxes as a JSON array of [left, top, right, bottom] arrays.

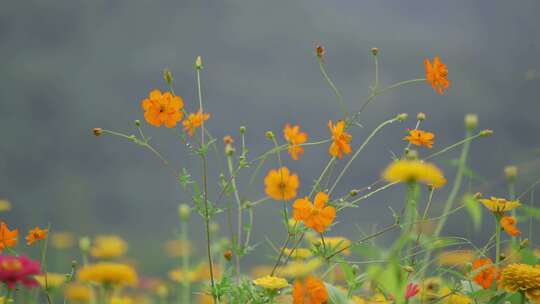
[[293, 192, 336, 233], [264, 167, 300, 201], [0, 222, 18, 253], [424, 56, 450, 95], [471, 258, 499, 289], [403, 129, 435, 149], [182, 111, 210, 137], [328, 120, 352, 159], [141, 90, 184, 128], [500, 216, 520, 237], [284, 124, 308, 160], [25, 227, 48, 246], [292, 275, 328, 304]]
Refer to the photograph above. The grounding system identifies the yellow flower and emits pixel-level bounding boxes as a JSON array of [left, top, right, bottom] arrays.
[[168, 268, 200, 283], [50, 231, 75, 249], [479, 197, 521, 213], [403, 129, 435, 149], [278, 259, 322, 278], [500, 263, 540, 303], [78, 263, 137, 286], [34, 272, 66, 289], [64, 283, 93, 302], [382, 159, 446, 188], [164, 239, 192, 258], [309, 236, 351, 256], [328, 120, 352, 159], [0, 200, 11, 212], [182, 111, 210, 137], [90, 235, 128, 259], [440, 288, 471, 304], [253, 275, 289, 289], [436, 250, 475, 267], [283, 248, 312, 260], [110, 297, 133, 304], [419, 277, 444, 302], [264, 167, 300, 201]]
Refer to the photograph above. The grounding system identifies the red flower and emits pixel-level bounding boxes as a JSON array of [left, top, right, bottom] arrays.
[[0, 255, 41, 289], [405, 283, 420, 299]]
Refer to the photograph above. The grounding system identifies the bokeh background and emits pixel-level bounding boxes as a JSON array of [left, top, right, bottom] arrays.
[[1, 0, 539, 273]]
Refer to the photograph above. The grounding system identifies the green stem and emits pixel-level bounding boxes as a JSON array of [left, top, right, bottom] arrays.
[[329, 116, 400, 195], [226, 154, 243, 281], [318, 57, 347, 117], [180, 220, 191, 304], [495, 214, 502, 264]]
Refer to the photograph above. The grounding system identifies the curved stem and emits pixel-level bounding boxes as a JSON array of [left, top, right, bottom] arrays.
[[318, 57, 347, 117]]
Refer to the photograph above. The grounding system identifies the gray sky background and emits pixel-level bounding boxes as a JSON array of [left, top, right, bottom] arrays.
[[1, 0, 539, 271]]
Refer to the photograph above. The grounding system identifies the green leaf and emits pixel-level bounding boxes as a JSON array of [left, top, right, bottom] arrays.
[[325, 283, 349, 304], [463, 193, 483, 230], [521, 205, 540, 220]]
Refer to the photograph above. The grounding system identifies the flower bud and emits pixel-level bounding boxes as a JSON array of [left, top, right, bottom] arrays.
[[371, 48, 379, 56], [239, 126, 246, 134], [79, 237, 91, 253], [479, 129, 493, 137], [416, 112, 426, 121], [464, 114, 478, 130], [178, 204, 191, 221], [225, 145, 235, 156], [403, 265, 415, 273], [265, 131, 275, 139], [349, 189, 359, 197], [195, 56, 203, 70], [504, 166, 518, 182], [223, 135, 234, 146], [134, 120, 141, 127], [163, 69, 173, 84], [93, 128, 103, 137], [223, 249, 233, 261], [405, 149, 418, 160], [315, 44, 326, 59], [473, 192, 483, 199], [396, 113, 408, 122]]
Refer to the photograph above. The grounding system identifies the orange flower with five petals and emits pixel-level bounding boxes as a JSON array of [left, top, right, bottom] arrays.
[[292, 275, 328, 304], [293, 192, 336, 233], [500, 216, 520, 237], [404, 129, 435, 148], [424, 56, 450, 95], [182, 111, 210, 137], [328, 120, 352, 159], [284, 124, 308, 160], [0, 222, 18, 253], [26, 227, 48, 246], [141, 90, 184, 128], [264, 167, 300, 201]]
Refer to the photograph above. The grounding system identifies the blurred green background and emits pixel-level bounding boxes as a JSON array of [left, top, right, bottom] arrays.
[[1, 0, 539, 273]]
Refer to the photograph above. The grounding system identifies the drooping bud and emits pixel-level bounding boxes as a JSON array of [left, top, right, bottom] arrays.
[[396, 113, 408, 122], [93, 128, 103, 137], [479, 129, 493, 137]]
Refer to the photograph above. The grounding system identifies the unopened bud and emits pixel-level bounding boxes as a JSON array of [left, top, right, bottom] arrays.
[[134, 120, 141, 127], [465, 114, 478, 130], [178, 204, 191, 221], [163, 69, 173, 84], [128, 135, 137, 142], [351, 265, 360, 275], [479, 129, 493, 137], [405, 149, 419, 160], [371, 48, 379, 56], [315, 44, 326, 59], [473, 192, 483, 199], [349, 190, 359, 197], [225, 145, 235, 156], [265, 131, 275, 139], [416, 112, 426, 121], [396, 113, 408, 122], [239, 126, 246, 134], [223, 135, 234, 146], [403, 265, 415, 273], [195, 56, 203, 70], [93, 128, 103, 137], [223, 249, 233, 261], [79, 237, 91, 252], [71, 260, 77, 268], [504, 166, 518, 182]]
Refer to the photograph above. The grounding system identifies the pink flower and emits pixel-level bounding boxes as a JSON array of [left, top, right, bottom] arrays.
[[405, 283, 420, 299], [0, 255, 41, 289]]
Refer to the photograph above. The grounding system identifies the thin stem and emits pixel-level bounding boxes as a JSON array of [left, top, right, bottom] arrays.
[[309, 157, 336, 198], [226, 154, 243, 281], [495, 214, 502, 264], [329, 116, 400, 195], [180, 220, 191, 304], [195, 64, 216, 302], [318, 57, 347, 117]]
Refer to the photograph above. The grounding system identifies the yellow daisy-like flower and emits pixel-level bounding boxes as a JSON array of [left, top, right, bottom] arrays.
[[90, 235, 128, 259], [283, 248, 312, 260], [500, 263, 540, 303], [436, 250, 475, 267], [78, 262, 137, 286], [382, 159, 446, 188], [479, 197, 521, 213], [34, 272, 66, 289], [278, 259, 322, 278], [253, 275, 289, 290], [64, 283, 93, 303]]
